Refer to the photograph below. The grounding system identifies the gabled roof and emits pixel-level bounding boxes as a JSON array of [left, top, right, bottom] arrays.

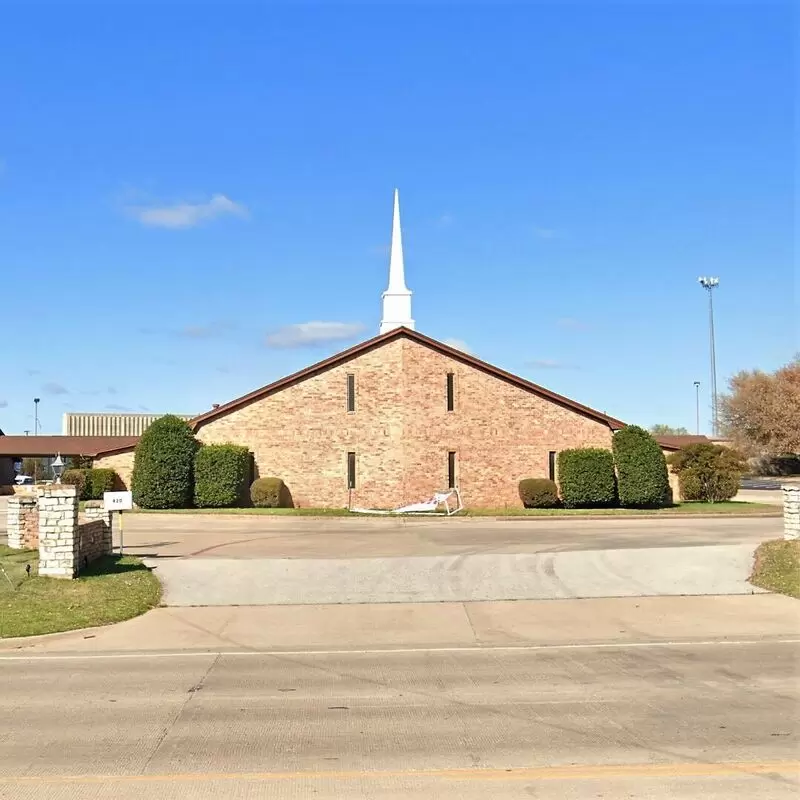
[[187, 326, 627, 431], [654, 434, 712, 451], [0, 435, 139, 458]]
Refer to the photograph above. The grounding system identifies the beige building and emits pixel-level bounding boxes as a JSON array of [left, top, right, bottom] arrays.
[[63, 412, 195, 437]]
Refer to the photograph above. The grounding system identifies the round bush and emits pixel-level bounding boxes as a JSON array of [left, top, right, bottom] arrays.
[[668, 443, 746, 503], [88, 468, 117, 499], [250, 477, 291, 508], [518, 478, 560, 508], [62, 469, 89, 500], [612, 425, 671, 508], [131, 416, 198, 509], [194, 444, 252, 508], [557, 448, 618, 508]]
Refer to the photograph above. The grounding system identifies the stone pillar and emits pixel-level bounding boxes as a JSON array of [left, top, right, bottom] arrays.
[[6, 495, 38, 549], [783, 485, 800, 541], [37, 485, 79, 579]]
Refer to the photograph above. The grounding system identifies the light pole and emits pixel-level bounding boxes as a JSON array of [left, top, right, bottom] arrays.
[[693, 381, 701, 435], [698, 277, 720, 436], [33, 397, 40, 436]]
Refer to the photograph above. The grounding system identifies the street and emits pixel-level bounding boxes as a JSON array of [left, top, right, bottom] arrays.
[[0, 637, 797, 799]]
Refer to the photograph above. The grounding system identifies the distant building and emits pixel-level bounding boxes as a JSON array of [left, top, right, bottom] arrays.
[[62, 412, 195, 437]]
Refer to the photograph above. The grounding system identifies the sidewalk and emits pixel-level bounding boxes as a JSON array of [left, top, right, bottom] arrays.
[[1, 594, 797, 655]]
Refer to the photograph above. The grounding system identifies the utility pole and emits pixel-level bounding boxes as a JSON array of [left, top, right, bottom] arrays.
[[693, 381, 701, 435], [697, 277, 720, 436], [33, 397, 40, 435]]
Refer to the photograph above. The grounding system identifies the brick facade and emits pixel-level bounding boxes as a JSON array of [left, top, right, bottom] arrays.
[[95, 331, 621, 509]]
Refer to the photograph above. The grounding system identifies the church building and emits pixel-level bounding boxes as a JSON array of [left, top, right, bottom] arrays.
[[93, 191, 629, 508]]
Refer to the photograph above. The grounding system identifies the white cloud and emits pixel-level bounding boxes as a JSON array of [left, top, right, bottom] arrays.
[[42, 381, 69, 395], [266, 321, 366, 349], [442, 338, 471, 354], [437, 213, 455, 227], [127, 194, 249, 229], [526, 359, 578, 370]]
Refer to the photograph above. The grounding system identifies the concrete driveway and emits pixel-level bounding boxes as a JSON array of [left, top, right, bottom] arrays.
[[119, 514, 782, 559], [111, 514, 783, 607]]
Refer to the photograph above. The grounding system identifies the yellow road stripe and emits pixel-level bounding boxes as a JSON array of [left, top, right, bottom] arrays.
[[2, 760, 798, 785]]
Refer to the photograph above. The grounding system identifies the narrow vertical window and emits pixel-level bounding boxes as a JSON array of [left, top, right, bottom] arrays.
[[346, 374, 355, 412], [548, 451, 557, 482], [347, 452, 356, 489], [446, 372, 454, 412], [447, 451, 457, 489]]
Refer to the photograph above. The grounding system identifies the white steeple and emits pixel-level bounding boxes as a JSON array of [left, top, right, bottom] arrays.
[[380, 189, 414, 334]]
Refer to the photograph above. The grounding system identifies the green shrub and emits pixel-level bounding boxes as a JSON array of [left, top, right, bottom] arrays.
[[518, 478, 560, 508], [250, 477, 291, 508], [61, 468, 118, 500], [131, 415, 199, 509], [62, 469, 89, 499], [88, 468, 117, 499], [557, 448, 618, 508], [194, 444, 252, 508], [668, 443, 747, 503], [612, 425, 671, 507]]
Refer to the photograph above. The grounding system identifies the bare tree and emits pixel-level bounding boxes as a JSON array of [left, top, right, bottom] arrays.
[[719, 356, 800, 456]]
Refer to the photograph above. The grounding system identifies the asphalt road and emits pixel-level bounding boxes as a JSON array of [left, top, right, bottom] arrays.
[[0, 639, 797, 799]]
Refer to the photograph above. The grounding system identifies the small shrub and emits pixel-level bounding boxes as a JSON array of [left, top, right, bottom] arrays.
[[612, 425, 671, 507], [518, 478, 560, 508], [88, 468, 117, 499], [250, 477, 291, 508], [557, 448, 618, 508], [62, 469, 89, 499], [131, 415, 199, 509], [194, 444, 252, 508], [668, 443, 747, 503]]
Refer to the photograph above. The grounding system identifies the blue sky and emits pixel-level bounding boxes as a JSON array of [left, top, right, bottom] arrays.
[[1, 2, 795, 435]]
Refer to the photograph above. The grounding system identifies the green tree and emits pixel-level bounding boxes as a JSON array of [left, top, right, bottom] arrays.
[[667, 443, 747, 503], [649, 424, 690, 436], [613, 426, 671, 507], [131, 415, 198, 509]]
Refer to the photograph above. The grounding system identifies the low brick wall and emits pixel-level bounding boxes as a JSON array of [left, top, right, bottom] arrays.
[[6, 495, 39, 549], [77, 503, 113, 571], [784, 486, 800, 541]]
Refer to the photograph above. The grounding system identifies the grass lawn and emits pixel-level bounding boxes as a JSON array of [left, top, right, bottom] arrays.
[[133, 501, 778, 517], [0, 545, 161, 639], [750, 540, 800, 599]]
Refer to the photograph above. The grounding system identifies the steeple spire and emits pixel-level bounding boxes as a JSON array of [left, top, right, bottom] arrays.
[[380, 189, 414, 334]]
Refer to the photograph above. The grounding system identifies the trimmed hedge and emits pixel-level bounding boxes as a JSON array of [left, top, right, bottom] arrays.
[[62, 468, 118, 500], [518, 478, 560, 508], [612, 425, 671, 507], [131, 415, 198, 509], [250, 477, 291, 508], [62, 469, 88, 499], [194, 444, 252, 508], [667, 443, 747, 503], [557, 448, 618, 508]]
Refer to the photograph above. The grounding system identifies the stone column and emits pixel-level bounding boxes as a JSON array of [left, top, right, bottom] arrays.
[[783, 485, 800, 541], [37, 485, 79, 579]]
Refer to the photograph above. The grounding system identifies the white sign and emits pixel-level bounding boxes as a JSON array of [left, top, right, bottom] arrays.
[[103, 491, 133, 512]]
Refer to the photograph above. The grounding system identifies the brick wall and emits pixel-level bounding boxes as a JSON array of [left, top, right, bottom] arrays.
[[92, 451, 135, 491], [195, 336, 615, 509], [6, 495, 39, 549]]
